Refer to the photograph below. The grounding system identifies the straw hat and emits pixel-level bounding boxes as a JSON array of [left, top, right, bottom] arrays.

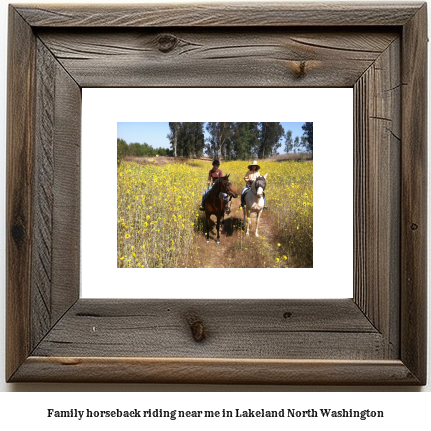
[[248, 160, 261, 170]]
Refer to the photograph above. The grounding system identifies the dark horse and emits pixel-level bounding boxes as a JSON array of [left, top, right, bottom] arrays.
[[204, 175, 238, 244]]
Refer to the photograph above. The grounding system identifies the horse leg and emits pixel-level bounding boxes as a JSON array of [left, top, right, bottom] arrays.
[[216, 216, 220, 244], [246, 210, 251, 236], [255, 209, 262, 237], [205, 212, 210, 243]]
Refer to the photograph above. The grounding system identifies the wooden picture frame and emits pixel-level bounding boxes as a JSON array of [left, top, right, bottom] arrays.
[[6, 2, 427, 385]]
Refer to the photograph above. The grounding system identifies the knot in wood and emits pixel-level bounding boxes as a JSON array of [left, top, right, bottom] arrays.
[[11, 222, 26, 246], [288, 60, 309, 79], [411, 223, 419, 230], [295, 61, 307, 79], [186, 315, 206, 342], [157, 34, 178, 53]]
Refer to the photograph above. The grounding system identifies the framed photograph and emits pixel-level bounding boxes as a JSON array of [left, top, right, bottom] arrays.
[[83, 87, 352, 300], [6, 2, 427, 384]]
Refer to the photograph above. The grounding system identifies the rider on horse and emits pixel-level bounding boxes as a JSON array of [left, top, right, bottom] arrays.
[[241, 160, 268, 209], [199, 159, 231, 214]]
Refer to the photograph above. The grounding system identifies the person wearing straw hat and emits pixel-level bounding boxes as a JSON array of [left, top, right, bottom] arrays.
[[241, 160, 268, 209]]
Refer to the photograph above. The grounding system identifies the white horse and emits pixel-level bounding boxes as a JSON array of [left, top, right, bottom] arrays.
[[243, 174, 267, 237]]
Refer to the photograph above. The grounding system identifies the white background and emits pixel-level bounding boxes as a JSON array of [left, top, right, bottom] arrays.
[[82, 87, 353, 299], [0, 0, 430, 422]]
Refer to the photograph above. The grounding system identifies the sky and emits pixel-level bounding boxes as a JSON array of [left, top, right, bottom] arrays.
[[117, 122, 306, 154]]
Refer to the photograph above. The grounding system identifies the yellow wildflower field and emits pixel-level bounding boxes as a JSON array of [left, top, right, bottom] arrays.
[[117, 159, 312, 268]]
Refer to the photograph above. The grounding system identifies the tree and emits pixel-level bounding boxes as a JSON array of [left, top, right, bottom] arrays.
[[117, 138, 128, 163], [128, 142, 157, 157], [155, 147, 174, 156], [167, 122, 181, 157], [128, 142, 140, 156], [284, 130, 293, 153], [258, 122, 284, 158], [177, 122, 205, 158], [205, 122, 233, 159], [190, 122, 205, 158], [300, 136, 307, 151], [294, 136, 300, 152], [302, 122, 313, 152], [176, 123, 190, 157], [231, 122, 260, 160], [117, 139, 174, 160]]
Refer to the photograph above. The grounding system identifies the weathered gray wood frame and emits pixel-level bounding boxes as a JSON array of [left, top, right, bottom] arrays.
[[6, 2, 427, 384]]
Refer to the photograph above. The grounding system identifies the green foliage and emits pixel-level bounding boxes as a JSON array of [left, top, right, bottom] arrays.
[[177, 122, 205, 158], [284, 123, 313, 154], [259, 122, 285, 158], [205, 122, 234, 159], [302, 122, 313, 152], [231, 122, 260, 160], [167, 122, 181, 157], [117, 138, 128, 164], [284, 130, 293, 153], [119, 122, 313, 163], [117, 139, 173, 161]]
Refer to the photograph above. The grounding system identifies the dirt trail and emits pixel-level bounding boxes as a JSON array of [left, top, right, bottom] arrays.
[[197, 195, 279, 268]]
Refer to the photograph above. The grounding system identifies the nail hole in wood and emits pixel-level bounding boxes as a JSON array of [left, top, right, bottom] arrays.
[[283, 312, 292, 319], [411, 223, 418, 230]]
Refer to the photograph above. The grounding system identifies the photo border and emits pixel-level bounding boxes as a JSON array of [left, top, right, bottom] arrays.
[[6, 2, 427, 384], [82, 88, 353, 300]]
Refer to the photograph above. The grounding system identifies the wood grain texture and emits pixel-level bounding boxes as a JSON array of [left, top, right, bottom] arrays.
[[353, 38, 401, 359], [6, 7, 36, 381], [12, 358, 420, 385], [31, 39, 81, 348], [15, 2, 423, 27], [38, 29, 396, 87], [400, 3, 428, 384], [50, 51, 81, 324], [32, 299, 384, 359], [32, 40, 56, 347], [6, 2, 427, 385], [37, 29, 398, 88]]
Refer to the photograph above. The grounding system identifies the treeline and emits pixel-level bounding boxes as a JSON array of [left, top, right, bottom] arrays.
[[168, 122, 312, 160], [117, 138, 173, 161], [118, 122, 313, 162], [285, 122, 313, 154], [167, 122, 205, 159]]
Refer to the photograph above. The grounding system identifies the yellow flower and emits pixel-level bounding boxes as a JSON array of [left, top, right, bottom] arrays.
[[125, 234, 130, 239]]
